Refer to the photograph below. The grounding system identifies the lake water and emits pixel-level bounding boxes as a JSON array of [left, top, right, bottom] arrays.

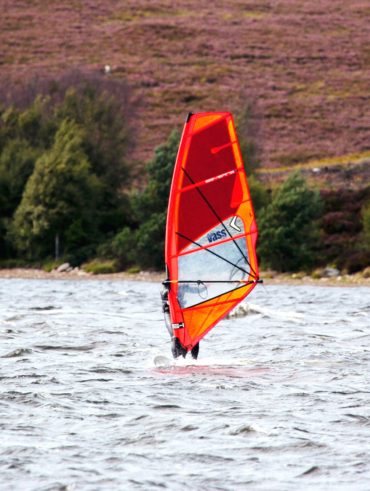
[[1, 278, 370, 490]]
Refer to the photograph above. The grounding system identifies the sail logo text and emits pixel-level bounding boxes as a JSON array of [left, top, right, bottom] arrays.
[[207, 229, 227, 243]]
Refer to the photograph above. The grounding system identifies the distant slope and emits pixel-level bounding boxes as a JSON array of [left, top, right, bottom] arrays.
[[1, 0, 369, 169], [257, 151, 370, 190]]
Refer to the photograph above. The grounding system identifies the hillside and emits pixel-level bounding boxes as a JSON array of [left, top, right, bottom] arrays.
[[257, 153, 370, 190], [1, 0, 369, 171]]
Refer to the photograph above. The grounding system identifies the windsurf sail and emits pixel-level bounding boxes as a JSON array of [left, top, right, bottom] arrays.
[[164, 112, 260, 354]]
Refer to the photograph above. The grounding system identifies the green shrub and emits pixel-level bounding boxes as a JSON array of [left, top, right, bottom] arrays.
[[135, 212, 166, 270], [361, 201, 370, 247], [126, 130, 179, 271], [258, 172, 323, 272], [131, 130, 179, 221], [0, 258, 28, 269], [109, 226, 137, 268], [82, 259, 118, 275], [42, 259, 65, 272], [126, 265, 141, 274], [248, 174, 270, 217]]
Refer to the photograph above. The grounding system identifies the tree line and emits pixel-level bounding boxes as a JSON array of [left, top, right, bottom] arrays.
[[0, 70, 134, 265], [0, 72, 369, 273]]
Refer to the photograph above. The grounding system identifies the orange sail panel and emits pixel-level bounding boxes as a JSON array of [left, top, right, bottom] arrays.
[[165, 112, 259, 351]]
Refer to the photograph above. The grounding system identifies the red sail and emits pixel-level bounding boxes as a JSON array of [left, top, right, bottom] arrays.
[[165, 112, 259, 351]]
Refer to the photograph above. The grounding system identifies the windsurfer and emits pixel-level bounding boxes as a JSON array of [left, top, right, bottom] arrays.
[[163, 112, 260, 360], [161, 284, 199, 359], [160, 286, 172, 338]]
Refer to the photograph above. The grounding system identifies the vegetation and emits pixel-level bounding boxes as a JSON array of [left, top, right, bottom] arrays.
[[1, 0, 369, 168], [0, 70, 134, 264], [258, 172, 323, 272], [0, 72, 368, 274], [361, 202, 370, 246], [106, 130, 180, 270], [236, 101, 261, 175], [11, 120, 99, 258], [82, 259, 118, 275], [248, 174, 270, 218], [320, 188, 370, 273]]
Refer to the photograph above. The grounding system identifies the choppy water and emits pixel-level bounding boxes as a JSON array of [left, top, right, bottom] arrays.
[[1, 278, 370, 491]]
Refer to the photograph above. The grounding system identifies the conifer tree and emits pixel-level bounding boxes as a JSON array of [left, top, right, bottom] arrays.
[[110, 130, 180, 270], [258, 172, 322, 271], [11, 119, 99, 259]]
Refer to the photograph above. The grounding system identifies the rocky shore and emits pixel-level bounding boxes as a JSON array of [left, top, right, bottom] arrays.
[[0, 267, 163, 283], [0, 267, 369, 287]]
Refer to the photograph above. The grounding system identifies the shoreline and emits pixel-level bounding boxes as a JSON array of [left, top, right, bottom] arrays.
[[0, 268, 164, 283], [0, 268, 369, 287]]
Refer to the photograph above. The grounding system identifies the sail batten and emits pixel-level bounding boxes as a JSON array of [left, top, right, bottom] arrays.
[[179, 169, 239, 194], [176, 231, 253, 258]]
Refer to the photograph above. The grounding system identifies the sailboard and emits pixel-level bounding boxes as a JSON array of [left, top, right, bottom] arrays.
[[163, 112, 260, 358]]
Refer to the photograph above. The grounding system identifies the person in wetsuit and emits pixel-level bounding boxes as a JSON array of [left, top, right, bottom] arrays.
[[161, 284, 199, 359]]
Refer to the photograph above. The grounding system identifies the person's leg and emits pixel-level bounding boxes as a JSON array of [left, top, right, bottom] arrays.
[[190, 343, 199, 360], [171, 337, 187, 358]]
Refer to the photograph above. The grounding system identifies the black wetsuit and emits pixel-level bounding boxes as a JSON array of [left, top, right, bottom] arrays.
[[161, 286, 199, 359]]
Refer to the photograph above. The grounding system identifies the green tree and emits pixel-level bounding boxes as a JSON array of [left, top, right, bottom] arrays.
[[0, 140, 39, 257], [0, 71, 135, 262], [135, 213, 167, 270], [0, 139, 39, 217], [11, 119, 100, 260], [109, 227, 137, 269], [133, 131, 180, 269], [110, 130, 180, 270], [0, 99, 53, 258], [132, 130, 180, 220], [248, 174, 270, 218], [56, 86, 132, 192], [54, 86, 133, 237], [362, 202, 370, 246], [236, 101, 261, 175], [258, 172, 323, 271], [0, 97, 56, 150], [0, 97, 56, 221]]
